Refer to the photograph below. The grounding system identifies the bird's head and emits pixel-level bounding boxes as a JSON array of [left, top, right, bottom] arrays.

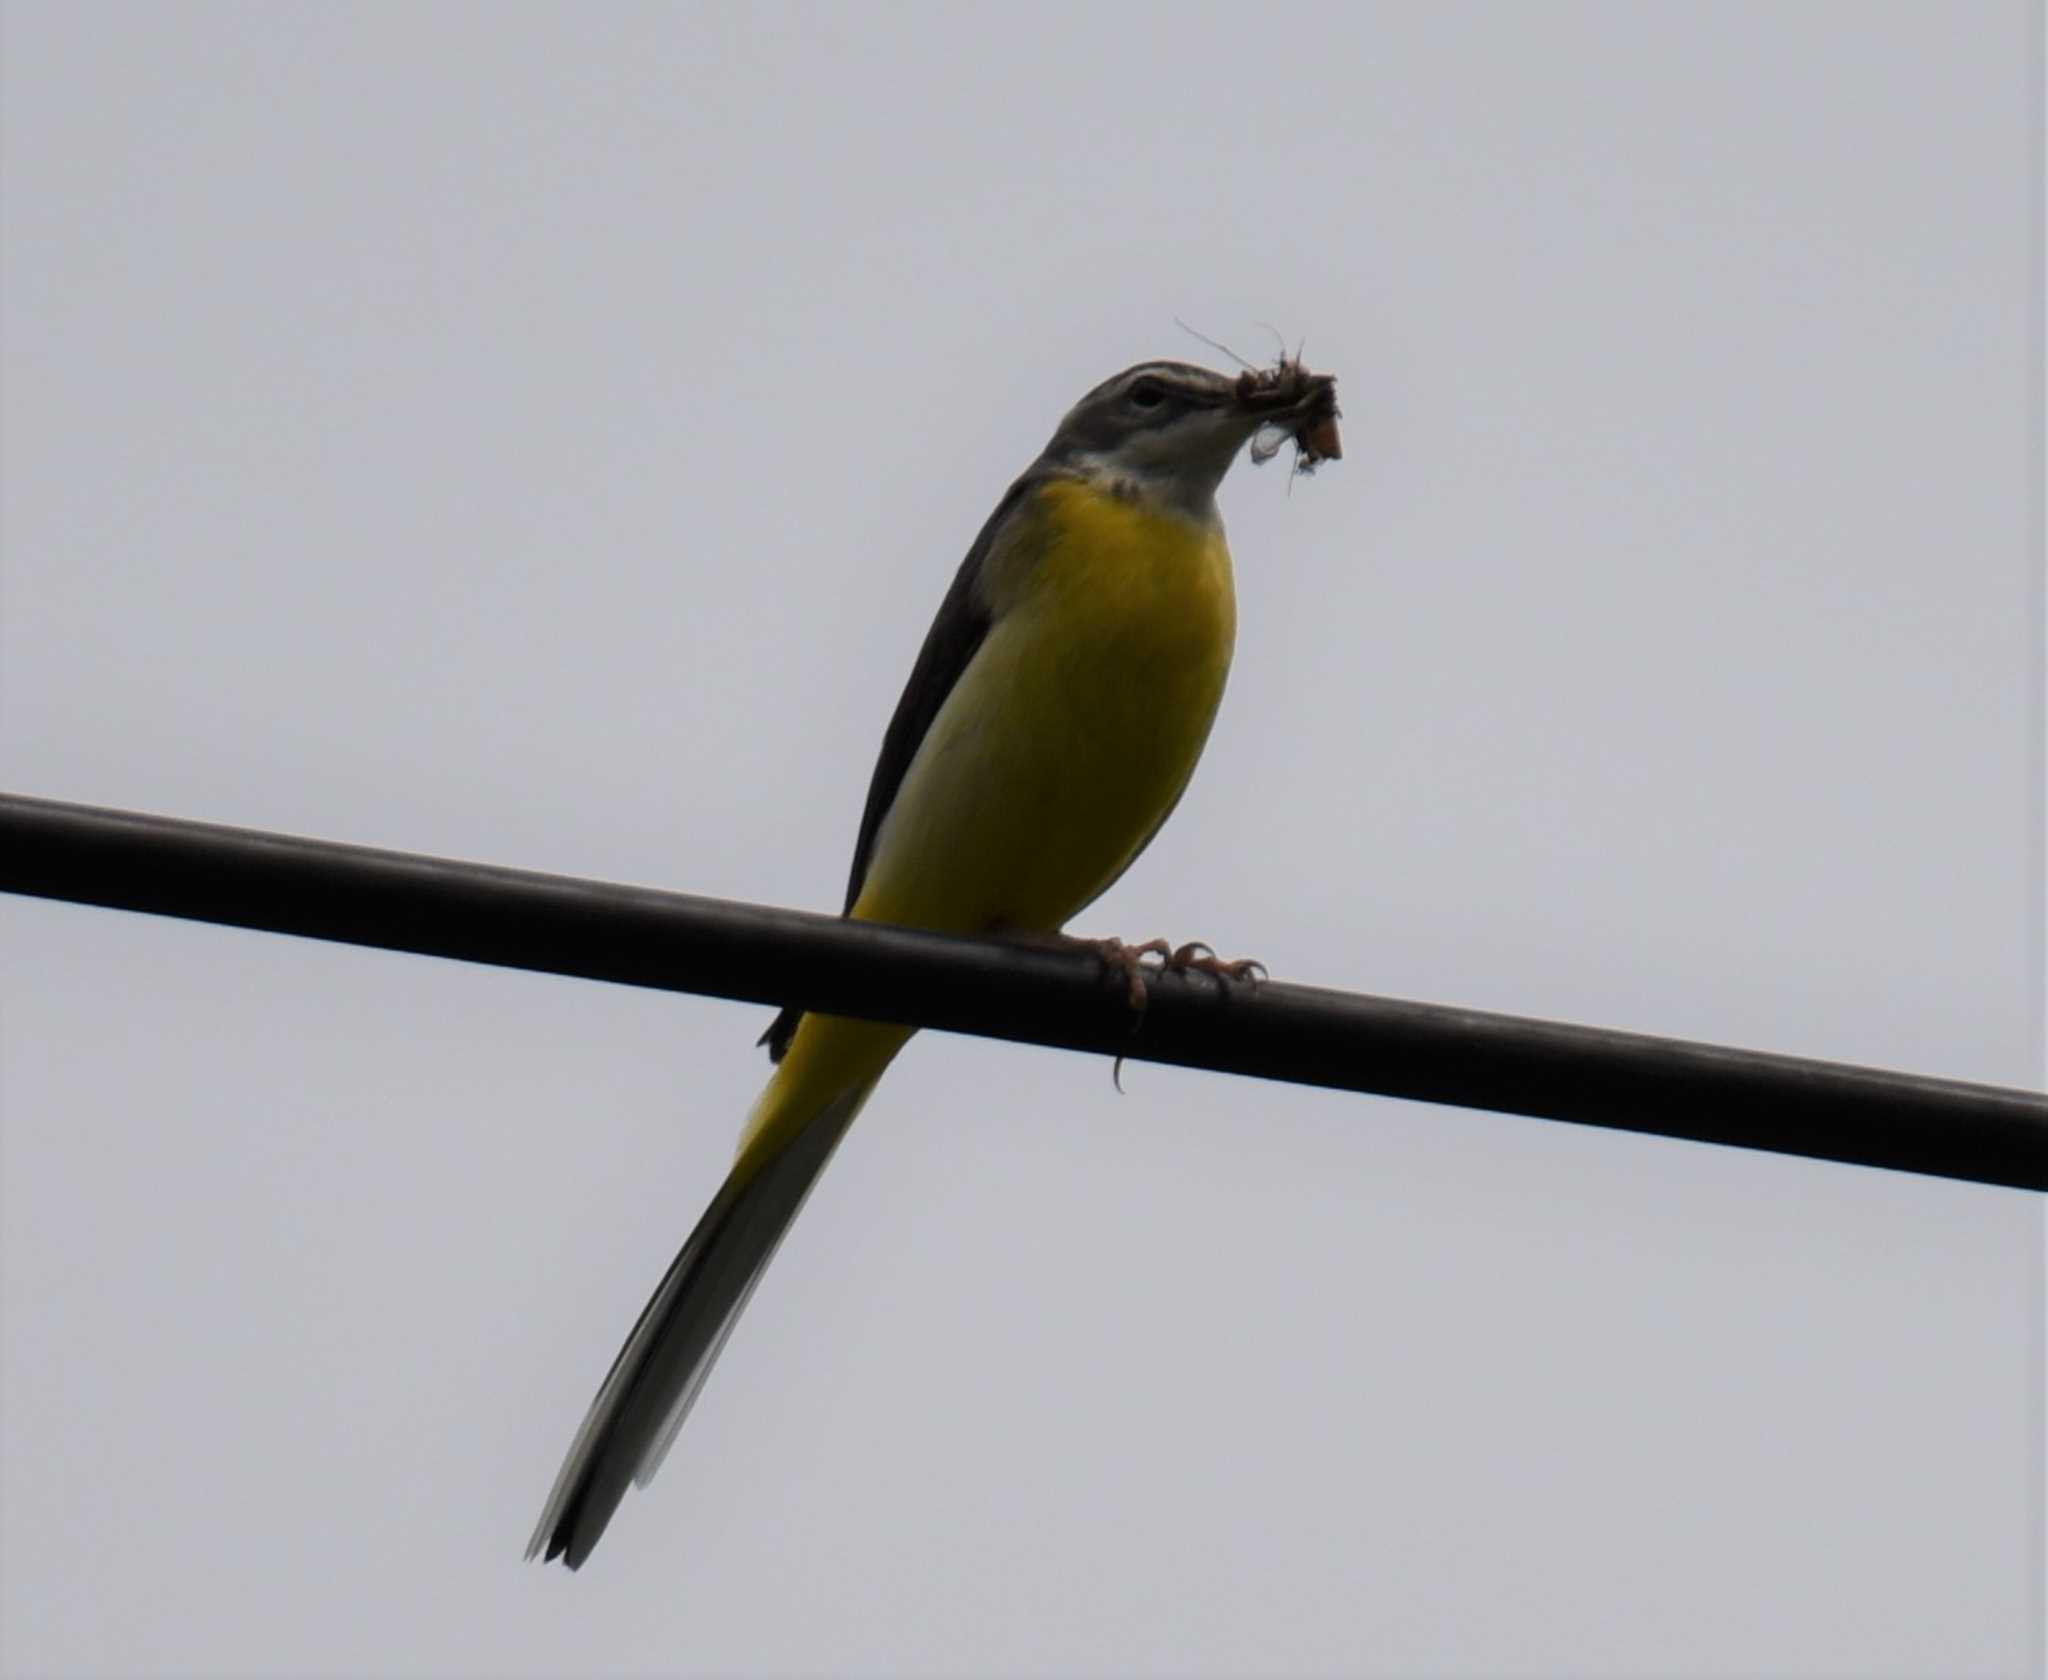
[[1038, 358, 1341, 516]]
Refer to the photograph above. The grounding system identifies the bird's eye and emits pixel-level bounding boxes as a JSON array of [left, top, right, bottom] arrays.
[[1127, 378, 1167, 409]]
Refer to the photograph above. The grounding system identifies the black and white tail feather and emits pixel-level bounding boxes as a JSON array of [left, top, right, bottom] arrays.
[[527, 1081, 877, 1568]]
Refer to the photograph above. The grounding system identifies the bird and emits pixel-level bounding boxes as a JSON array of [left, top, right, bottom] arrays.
[[528, 355, 1340, 1568]]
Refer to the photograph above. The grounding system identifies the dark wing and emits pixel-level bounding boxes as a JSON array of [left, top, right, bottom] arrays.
[[759, 472, 1043, 1061]]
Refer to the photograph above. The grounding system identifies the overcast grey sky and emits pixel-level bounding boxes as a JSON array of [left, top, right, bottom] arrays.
[[2, 3, 2040, 1676]]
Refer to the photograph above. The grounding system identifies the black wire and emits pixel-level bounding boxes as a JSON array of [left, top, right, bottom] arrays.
[[3, 791, 2041, 1191]]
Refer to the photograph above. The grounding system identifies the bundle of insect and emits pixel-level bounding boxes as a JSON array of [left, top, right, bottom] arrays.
[[1239, 356, 1342, 473]]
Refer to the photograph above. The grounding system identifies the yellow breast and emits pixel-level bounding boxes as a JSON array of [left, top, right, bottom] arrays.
[[853, 475, 1237, 937]]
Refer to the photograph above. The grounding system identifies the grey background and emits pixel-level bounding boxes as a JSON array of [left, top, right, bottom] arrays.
[[2, 3, 2039, 1676]]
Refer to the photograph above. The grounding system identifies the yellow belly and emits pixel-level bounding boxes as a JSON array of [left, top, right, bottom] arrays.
[[852, 476, 1237, 936], [738, 477, 1236, 1169]]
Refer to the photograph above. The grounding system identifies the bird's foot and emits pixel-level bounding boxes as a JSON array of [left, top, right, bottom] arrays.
[[1060, 935, 1268, 1014], [1068, 935, 1175, 1011], [1161, 941, 1268, 988], [1059, 935, 1267, 1094]]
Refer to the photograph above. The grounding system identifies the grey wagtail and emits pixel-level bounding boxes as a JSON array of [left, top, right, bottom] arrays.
[[530, 356, 1341, 1567]]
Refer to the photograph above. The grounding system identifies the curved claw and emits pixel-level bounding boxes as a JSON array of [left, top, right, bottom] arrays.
[[1166, 942, 1268, 987], [1074, 936, 1172, 1011]]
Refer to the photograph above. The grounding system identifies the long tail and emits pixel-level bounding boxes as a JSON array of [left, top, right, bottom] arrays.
[[528, 1019, 907, 1569]]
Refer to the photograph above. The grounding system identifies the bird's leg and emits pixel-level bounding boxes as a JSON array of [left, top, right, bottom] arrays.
[[1038, 934, 1266, 1011]]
